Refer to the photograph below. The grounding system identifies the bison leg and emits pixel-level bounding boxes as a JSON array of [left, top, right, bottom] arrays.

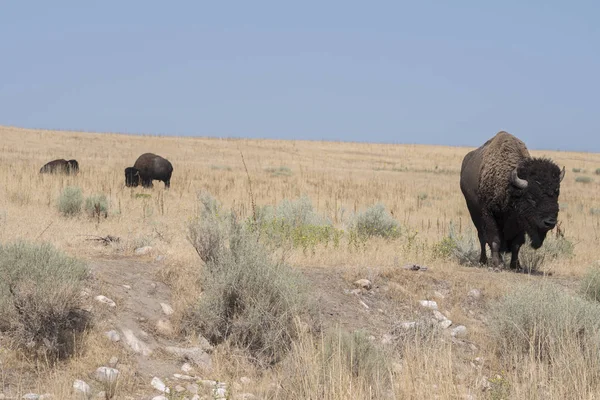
[[478, 233, 487, 264], [482, 213, 502, 267], [164, 179, 170, 189], [509, 234, 525, 270]]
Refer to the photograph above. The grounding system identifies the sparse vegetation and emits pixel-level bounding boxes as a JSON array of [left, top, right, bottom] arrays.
[[576, 176, 593, 184], [572, 167, 582, 173], [185, 193, 315, 366], [518, 235, 574, 272], [84, 193, 109, 220], [490, 283, 600, 369], [433, 224, 481, 266], [348, 203, 401, 240], [57, 186, 83, 216], [265, 165, 292, 177], [0, 242, 89, 361], [580, 265, 600, 302], [252, 195, 342, 252], [596, 168, 600, 175]]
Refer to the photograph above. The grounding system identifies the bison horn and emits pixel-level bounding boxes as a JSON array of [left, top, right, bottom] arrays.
[[511, 168, 528, 189], [559, 166, 565, 182]]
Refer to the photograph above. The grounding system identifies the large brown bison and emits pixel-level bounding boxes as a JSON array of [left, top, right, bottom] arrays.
[[460, 131, 565, 269], [125, 153, 173, 188], [40, 159, 79, 175]]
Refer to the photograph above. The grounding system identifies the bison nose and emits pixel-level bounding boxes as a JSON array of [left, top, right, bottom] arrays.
[[543, 217, 557, 229]]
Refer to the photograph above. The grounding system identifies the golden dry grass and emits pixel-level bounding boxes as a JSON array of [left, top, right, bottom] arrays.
[[1, 125, 600, 399]]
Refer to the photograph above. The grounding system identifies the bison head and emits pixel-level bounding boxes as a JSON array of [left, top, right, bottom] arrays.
[[510, 158, 565, 249], [125, 167, 140, 187], [67, 160, 79, 175]]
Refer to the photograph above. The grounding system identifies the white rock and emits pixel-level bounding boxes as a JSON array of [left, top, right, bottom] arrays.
[[354, 279, 372, 290], [451, 325, 468, 338], [468, 289, 482, 300], [94, 367, 119, 384], [214, 386, 227, 399], [122, 328, 153, 356], [155, 319, 175, 336], [175, 385, 186, 393], [109, 356, 119, 367], [122, 285, 132, 290], [22, 394, 39, 400], [173, 374, 194, 381], [73, 380, 91, 398], [95, 295, 116, 307], [106, 330, 121, 342], [135, 246, 153, 255], [432, 310, 447, 321], [433, 290, 445, 299], [240, 376, 252, 386], [160, 303, 174, 316], [151, 377, 170, 393], [419, 300, 438, 310], [181, 363, 193, 373], [398, 321, 416, 330], [165, 347, 212, 369], [439, 319, 453, 329]]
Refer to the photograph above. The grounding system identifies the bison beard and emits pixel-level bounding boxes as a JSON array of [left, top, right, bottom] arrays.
[[460, 132, 564, 270]]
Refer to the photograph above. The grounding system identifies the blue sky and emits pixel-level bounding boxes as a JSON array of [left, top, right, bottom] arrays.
[[1, 1, 598, 151]]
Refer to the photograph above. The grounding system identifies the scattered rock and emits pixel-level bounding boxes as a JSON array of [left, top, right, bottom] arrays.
[[213, 384, 227, 399], [134, 246, 153, 255], [432, 310, 446, 321], [239, 377, 252, 386], [160, 303, 174, 316], [174, 385, 186, 393], [419, 300, 438, 310], [155, 319, 175, 336], [94, 367, 119, 384], [186, 383, 199, 394], [22, 394, 39, 400], [165, 347, 212, 370], [439, 319, 453, 329], [151, 377, 170, 393], [354, 279, 372, 290], [73, 380, 91, 398], [402, 264, 428, 271], [467, 289, 482, 300], [451, 325, 468, 338], [109, 356, 119, 367], [105, 330, 121, 342], [122, 285, 132, 290], [173, 374, 194, 381], [95, 295, 116, 307], [433, 291, 445, 299], [197, 335, 213, 352], [181, 363, 193, 373], [122, 328, 153, 356]]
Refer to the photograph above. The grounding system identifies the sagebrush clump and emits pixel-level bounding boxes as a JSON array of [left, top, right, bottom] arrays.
[[57, 186, 83, 216], [349, 203, 401, 239], [185, 192, 315, 366], [253, 195, 342, 252], [580, 265, 600, 302], [85, 193, 109, 220], [0, 242, 89, 361]]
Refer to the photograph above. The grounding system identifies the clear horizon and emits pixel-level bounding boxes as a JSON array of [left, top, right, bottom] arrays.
[[1, 2, 598, 152]]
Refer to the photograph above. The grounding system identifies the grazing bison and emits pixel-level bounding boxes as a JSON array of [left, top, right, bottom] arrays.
[[460, 131, 565, 269], [125, 153, 173, 188], [40, 159, 79, 175]]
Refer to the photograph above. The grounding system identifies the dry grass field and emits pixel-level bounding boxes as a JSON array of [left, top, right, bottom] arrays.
[[1, 125, 600, 399]]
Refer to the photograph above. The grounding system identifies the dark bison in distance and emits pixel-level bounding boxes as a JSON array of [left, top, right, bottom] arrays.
[[40, 159, 79, 175], [460, 131, 565, 269], [125, 153, 173, 188]]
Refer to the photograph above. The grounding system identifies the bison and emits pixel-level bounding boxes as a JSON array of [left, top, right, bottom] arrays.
[[125, 153, 173, 188], [40, 159, 79, 175], [459, 131, 565, 269]]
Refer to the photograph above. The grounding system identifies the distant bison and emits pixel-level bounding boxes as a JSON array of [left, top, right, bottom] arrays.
[[125, 153, 173, 188], [40, 159, 79, 175], [460, 131, 565, 269]]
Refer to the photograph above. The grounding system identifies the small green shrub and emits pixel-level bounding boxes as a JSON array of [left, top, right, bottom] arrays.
[[253, 196, 342, 252], [591, 208, 600, 216], [210, 164, 232, 171], [185, 193, 315, 366], [0, 242, 89, 360], [595, 168, 600, 175], [348, 203, 401, 240], [85, 194, 109, 219], [433, 224, 481, 266], [490, 283, 600, 364], [576, 176, 593, 184], [580, 266, 600, 302], [572, 168, 582, 173], [265, 166, 292, 177], [519, 235, 574, 272], [57, 186, 83, 216]]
